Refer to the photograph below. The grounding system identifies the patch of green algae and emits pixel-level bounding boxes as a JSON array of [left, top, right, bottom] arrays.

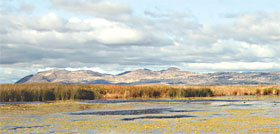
[[0, 97, 279, 134]]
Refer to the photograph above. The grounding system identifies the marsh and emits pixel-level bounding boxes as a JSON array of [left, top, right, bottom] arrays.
[[0, 96, 279, 133]]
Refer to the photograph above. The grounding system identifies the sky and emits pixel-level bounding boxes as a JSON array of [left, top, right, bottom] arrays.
[[0, 0, 280, 83]]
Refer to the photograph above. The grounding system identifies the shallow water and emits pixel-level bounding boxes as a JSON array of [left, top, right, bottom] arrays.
[[0, 96, 279, 133], [121, 115, 197, 121], [81, 99, 247, 103]]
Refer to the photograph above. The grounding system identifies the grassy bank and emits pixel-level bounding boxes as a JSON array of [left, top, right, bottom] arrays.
[[0, 83, 279, 102]]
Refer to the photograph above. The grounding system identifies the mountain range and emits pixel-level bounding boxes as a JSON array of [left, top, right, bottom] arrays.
[[16, 67, 280, 85]]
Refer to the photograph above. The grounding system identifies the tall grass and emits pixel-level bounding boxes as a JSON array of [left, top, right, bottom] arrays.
[[0, 83, 279, 102]]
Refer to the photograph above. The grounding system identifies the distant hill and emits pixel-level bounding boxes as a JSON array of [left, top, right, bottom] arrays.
[[16, 68, 280, 85]]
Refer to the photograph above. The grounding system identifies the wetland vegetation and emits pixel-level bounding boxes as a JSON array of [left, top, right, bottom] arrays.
[[0, 83, 279, 102]]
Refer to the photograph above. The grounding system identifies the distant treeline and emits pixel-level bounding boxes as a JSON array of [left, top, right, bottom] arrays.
[[0, 83, 279, 102]]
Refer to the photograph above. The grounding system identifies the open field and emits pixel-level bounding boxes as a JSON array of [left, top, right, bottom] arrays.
[[0, 96, 279, 133], [0, 83, 279, 102]]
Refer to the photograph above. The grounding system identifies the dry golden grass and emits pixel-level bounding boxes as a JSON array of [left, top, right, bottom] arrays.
[[138, 84, 280, 96], [194, 85, 280, 96], [0, 83, 279, 102]]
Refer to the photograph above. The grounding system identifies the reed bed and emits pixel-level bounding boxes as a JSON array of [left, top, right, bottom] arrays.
[[0, 83, 279, 102]]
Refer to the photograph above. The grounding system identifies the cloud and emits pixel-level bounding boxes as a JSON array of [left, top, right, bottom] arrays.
[[0, 14, 155, 46], [37, 13, 66, 30], [218, 12, 280, 45], [182, 62, 280, 72], [91, 25, 144, 44], [1, 11, 279, 67], [50, 0, 132, 20], [18, 3, 34, 12]]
